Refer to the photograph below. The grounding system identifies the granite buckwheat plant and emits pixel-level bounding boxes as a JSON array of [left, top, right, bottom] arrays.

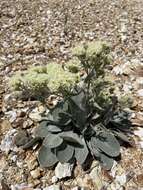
[[14, 41, 132, 170]]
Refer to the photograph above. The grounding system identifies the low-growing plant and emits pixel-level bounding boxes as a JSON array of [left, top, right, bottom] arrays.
[[15, 41, 132, 170]]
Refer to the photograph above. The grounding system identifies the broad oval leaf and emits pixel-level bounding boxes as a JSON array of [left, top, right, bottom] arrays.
[[34, 124, 50, 138], [75, 138, 89, 165], [43, 133, 63, 148], [47, 124, 62, 133], [56, 143, 74, 163], [40, 120, 49, 127], [99, 152, 114, 170], [96, 132, 120, 157], [38, 145, 58, 168], [59, 131, 83, 145]]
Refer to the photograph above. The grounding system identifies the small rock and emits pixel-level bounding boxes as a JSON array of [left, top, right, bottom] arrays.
[[55, 162, 74, 179], [4, 94, 13, 103], [0, 129, 17, 154], [82, 174, 93, 189], [23, 119, 33, 129], [1, 180, 11, 190], [5, 110, 17, 123], [107, 182, 122, 190], [5, 66, 11, 74], [38, 105, 46, 114], [26, 154, 38, 171], [134, 127, 143, 138], [32, 179, 41, 187], [0, 156, 8, 172], [115, 174, 126, 186], [51, 176, 58, 183], [10, 155, 17, 162], [11, 183, 33, 190], [14, 118, 24, 128], [137, 89, 143, 97], [30, 168, 41, 179], [29, 112, 42, 122], [123, 83, 132, 93], [110, 161, 118, 178], [0, 119, 12, 135], [134, 127, 143, 148], [71, 187, 80, 190], [89, 165, 103, 190], [112, 61, 131, 75], [136, 77, 143, 85], [120, 34, 127, 42], [43, 185, 61, 190]]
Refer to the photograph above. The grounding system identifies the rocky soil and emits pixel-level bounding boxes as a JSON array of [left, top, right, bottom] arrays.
[[0, 0, 143, 190]]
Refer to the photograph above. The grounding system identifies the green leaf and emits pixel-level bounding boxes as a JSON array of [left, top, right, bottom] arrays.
[[110, 111, 131, 132], [59, 131, 83, 145], [90, 137, 100, 158], [40, 120, 49, 127], [38, 145, 58, 168], [22, 137, 41, 149], [69, 91, 87, 112], [34, 120, 57, 138], [99, 152, 114, 170], [96, 132, 120, 157], [34, 124, 50, 138], [56, 143, 74, 163], [43, 133, 63, 148], [47, 124, 62, 133], [113, 131, 130, 143], [68, 91, 89, 128], [51, 101, 71, 126], [75, 138, 89, 165]]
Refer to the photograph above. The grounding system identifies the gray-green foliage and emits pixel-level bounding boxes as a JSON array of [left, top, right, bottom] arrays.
[[18, 91, 131, 170], [14, 41, 132, 170]]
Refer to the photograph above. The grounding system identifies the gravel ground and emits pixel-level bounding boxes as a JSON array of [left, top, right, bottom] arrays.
[[0, 0, 143, 190]]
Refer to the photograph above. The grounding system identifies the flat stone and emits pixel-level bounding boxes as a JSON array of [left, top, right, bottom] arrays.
[[26, 154, 38, 171], [23, 119, 33, 129], [38, 105, 46, 113], [5, 110, 17, 123], [4, 94, 13, 103], [115, 174, 126, 186], [55, 162, 74, 179], [0, 119, 12, 135], [137, 89, 143, 97], [30, 168, 41, 179], [51, 176, 58, 183], [89, 163, 104, 190], [11, 184, 34, 190], [29, 112, 42, 122], [0, 129, 17, 154], [43, 185, 61, 190], [71, 187, 80, 190]]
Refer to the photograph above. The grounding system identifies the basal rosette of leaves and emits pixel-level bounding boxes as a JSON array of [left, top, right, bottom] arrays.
[[19, 90, 132, 170], [14, 41, 133, 170]]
